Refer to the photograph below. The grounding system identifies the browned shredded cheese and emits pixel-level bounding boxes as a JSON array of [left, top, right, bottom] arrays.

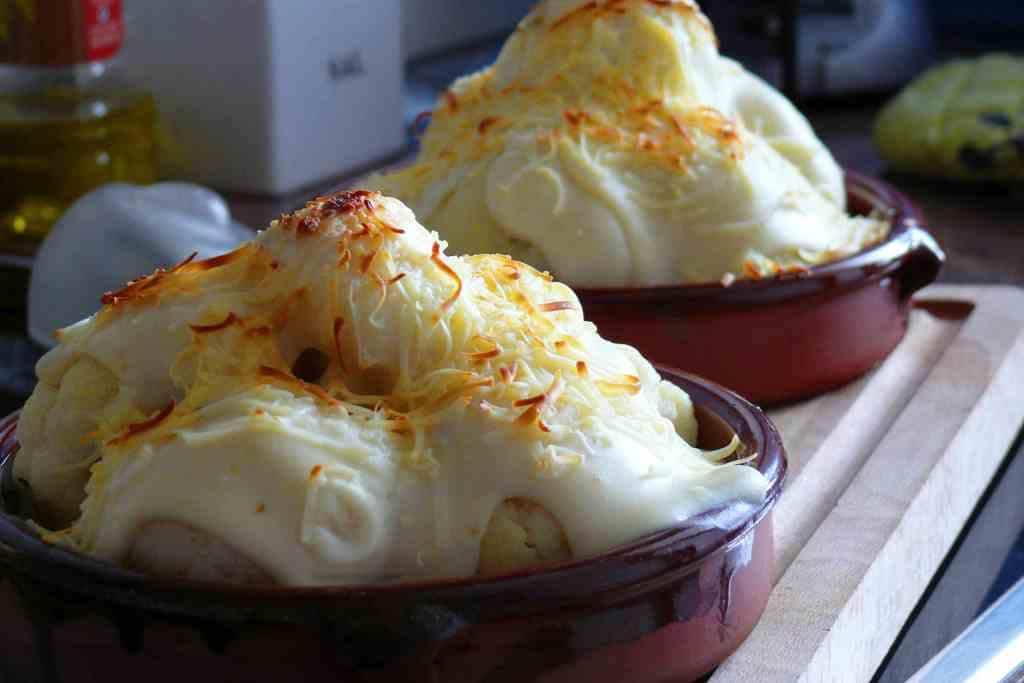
[[430, 242, 462, 310], [189, 312, 240, 334], [107, 402, 176, 446]]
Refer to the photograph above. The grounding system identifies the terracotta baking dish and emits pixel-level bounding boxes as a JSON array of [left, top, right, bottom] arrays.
[[576, 171, 945, 406], [0, 369, 785, 683]]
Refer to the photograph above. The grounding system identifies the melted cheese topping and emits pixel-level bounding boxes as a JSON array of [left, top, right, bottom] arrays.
[[368, 0, 886, 286], [16, 190, 769, 585]]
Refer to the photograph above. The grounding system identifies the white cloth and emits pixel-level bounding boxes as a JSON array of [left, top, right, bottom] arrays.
[[28, 183, 252, 347]]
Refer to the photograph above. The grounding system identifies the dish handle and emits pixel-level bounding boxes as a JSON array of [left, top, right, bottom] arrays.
[[896, 223, 945, 300]]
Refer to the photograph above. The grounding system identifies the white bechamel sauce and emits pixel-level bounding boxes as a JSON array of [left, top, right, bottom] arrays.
[[17, 192, 769, 585]]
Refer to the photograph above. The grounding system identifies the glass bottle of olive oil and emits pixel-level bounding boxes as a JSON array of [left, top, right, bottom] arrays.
[[0, 0, 158, 255]]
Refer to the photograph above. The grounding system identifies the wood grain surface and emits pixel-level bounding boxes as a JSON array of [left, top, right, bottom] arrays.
[[710, 285, 1024, 682]]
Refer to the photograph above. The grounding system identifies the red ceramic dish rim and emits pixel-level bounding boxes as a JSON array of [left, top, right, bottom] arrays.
[[0, 369, 785, 612], [575, 169, 928, 306]]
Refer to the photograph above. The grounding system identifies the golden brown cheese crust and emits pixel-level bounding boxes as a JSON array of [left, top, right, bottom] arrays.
[[17, 188, 769, 585]]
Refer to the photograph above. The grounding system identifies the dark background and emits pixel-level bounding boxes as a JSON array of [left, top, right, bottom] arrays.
[[931, 0, 1024, 51]]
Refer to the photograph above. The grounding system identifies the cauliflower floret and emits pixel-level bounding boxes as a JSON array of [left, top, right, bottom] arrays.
[[16, 356, 119, 527], [478, 498, 571, 576]]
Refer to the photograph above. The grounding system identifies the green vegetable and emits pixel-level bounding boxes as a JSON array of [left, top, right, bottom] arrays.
[[875, 54, 1024, 182]]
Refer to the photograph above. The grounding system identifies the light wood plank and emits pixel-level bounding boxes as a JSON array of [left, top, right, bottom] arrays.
[[876, 435, 1024, 682], [711, 285, 1024, 683], [770, 305, 964, 575]]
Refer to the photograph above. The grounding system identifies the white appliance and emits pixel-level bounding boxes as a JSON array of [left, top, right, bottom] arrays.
[[401, 0, 533, 60], [794, 0, 934, 97], [120, 1, 405, 195]]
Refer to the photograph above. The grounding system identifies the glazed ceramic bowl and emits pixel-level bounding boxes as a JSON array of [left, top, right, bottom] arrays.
[[0, 369, 785, 683], [576, 171, 945, 406]]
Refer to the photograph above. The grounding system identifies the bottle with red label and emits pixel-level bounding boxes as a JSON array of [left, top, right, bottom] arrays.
[[0, 0, 158, 254]]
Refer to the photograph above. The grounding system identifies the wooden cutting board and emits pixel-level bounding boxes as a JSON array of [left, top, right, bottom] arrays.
[[710, 284, 1024, 682]]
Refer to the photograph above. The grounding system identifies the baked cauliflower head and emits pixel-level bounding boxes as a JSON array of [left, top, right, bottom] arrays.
[[368, 0, 886, 286], [16, 190, 768, 586]]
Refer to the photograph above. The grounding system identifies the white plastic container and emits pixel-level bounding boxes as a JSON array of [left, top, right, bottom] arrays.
[[120, 1, 405, 195]]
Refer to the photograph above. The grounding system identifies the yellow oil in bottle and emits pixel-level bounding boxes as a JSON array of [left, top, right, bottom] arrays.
[[0, 81, 158, 254]]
